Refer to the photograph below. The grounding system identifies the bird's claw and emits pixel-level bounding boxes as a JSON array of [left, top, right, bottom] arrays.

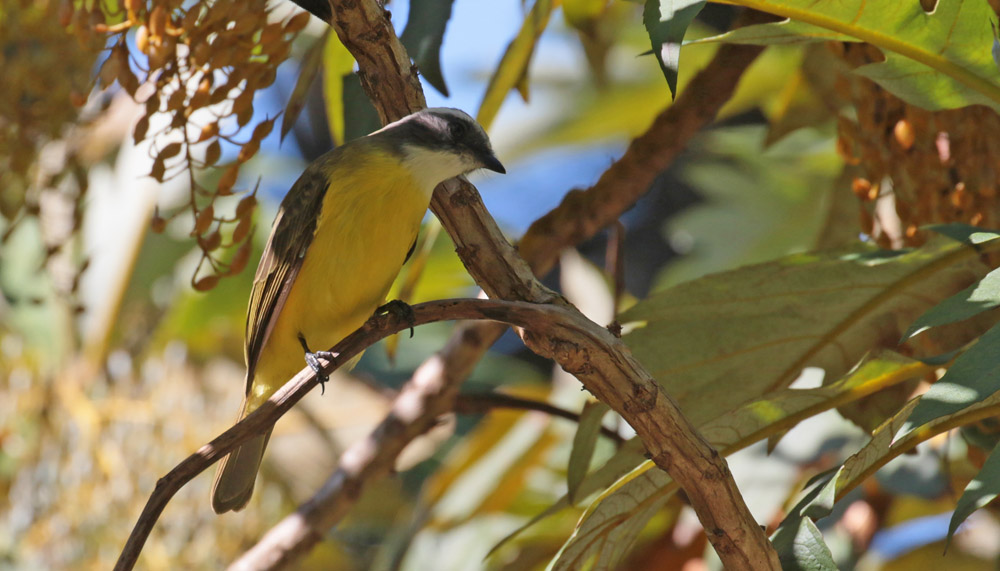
[[298, 333, 336, 395], [376, 299, 416, 338]]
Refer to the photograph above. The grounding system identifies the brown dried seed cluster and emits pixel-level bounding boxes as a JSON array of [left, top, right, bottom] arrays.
[[4, 0, 308, 293], [833, 43, 1000, 248], [91, 0, 309, 290]]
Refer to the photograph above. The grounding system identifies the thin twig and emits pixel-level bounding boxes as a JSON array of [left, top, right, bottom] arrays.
[[454, 392, 624, 444]]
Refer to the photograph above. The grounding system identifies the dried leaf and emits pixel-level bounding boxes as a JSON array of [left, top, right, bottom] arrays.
[[229, 238, 253, 274], [193, 274, 219, 291], [193, 204, 214, 235], [159, 141, 183, 160], [217, 164, 239, 195], [205, 141, 221, 166], [232, 215, 253, 243], [237, 140, 259, 163], [235, 194, 257, 217], [284, 10, 312, 34]]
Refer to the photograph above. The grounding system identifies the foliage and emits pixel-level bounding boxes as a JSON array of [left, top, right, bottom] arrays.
[[5, 0, 1000, 569]]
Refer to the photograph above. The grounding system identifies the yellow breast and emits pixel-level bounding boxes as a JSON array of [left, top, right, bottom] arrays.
[[249, 147, 432, 408]]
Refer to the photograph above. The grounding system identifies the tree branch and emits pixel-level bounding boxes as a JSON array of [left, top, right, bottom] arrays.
[[226, 3, 779, 570]]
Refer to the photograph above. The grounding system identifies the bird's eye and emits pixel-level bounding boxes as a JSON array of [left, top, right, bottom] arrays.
[[448, 121, 468, 140]]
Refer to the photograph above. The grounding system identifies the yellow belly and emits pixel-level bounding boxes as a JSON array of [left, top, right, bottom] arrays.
[[248, 152, 430, 409]]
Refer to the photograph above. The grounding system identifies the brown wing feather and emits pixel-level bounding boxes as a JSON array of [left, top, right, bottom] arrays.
[[243, 164, 331, 392]]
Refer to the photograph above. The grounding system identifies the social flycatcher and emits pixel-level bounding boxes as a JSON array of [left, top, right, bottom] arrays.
[[211, 108, 504, 514]]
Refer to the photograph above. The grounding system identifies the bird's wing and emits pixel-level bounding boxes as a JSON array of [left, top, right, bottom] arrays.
[[244, 167, 329, 392]]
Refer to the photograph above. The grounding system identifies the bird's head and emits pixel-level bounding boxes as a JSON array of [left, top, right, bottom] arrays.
[[373, 108, 505, 191]]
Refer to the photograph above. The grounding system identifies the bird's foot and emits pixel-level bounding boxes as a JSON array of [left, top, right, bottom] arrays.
[[376, 299, 416, 338], [298, 333, 336, 395]]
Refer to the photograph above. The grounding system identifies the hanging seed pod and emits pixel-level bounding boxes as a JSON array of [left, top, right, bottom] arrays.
[[228, 238, 253, 275], [235, 194, 257, 217], [159, 142, 183, 160], [193, 204, 215, 235], [196, 122, 219, 143], [193, 274, 220, 291], [232, 213, 253, 243], [204, 141, 222, 166], [201, 230, 222, 251], [237, 141, 259, 163], [217, 164, 239, 195]]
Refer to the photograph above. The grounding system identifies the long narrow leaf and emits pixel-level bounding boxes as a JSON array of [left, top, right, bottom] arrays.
[[400, 0, 455, 96], [903, 267, 1000, 341], [947, 442, 1000, 548], [477, 0, 557, 130], [567, 401, 610, 503], [321, 32, 356, 145], [902, 323, 1000, 437]]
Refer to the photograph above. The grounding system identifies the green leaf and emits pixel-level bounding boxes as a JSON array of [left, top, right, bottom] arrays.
[[769, 468, 839, 546], [771, 516, 837, 571], [903, 267, 1000, 341], [695, 0, 1000, 111], [321, 32, 356, 145], [400, 0, 454, 96], [927, 223, 1000, 246], [477, 0, 556, 130], [342, 72, 381, 142], [641, 0, 705, 97], [903, 323, 1000, 436], [621, 240, 988, 426], [281, 31, 328, 142], [685, 18, 852, 46], [947, 442, 1000, 549], [567, 401, 610, 503]]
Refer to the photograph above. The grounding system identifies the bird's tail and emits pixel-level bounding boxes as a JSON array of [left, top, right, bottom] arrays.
[[211, 397, 273, 514]]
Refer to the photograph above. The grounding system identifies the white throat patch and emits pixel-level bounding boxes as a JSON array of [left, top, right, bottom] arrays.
[[399, 143, 476, 194]]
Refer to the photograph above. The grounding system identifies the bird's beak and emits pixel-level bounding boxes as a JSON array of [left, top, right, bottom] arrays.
[[480, 152, 506, 174]]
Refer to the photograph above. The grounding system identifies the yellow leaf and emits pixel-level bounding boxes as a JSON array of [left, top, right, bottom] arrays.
[[477, 0, 560, 130], [322, 32, 355, 145]]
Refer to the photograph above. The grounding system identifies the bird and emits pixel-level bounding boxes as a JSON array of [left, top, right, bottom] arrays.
[[211, 108, 504, 513]]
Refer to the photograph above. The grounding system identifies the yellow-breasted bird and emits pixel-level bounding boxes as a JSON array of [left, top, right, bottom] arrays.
[[211, 108, 504, 513]]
